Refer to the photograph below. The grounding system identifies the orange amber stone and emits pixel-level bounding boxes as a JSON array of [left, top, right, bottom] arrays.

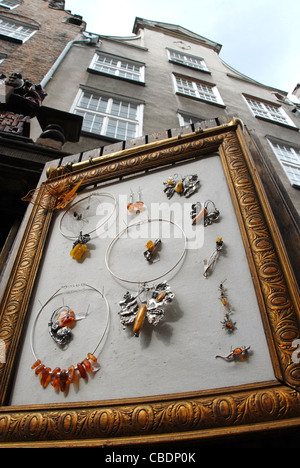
[[156, 291, 166, 302], [222, 298, 227, 306], [133, 303, 147, 335], [59, 369, 69, 392], [146, 240, 155, 251], [77, 362, 87, 379], [67, 365, 76, 383], [35, 363, 45, 375], [51, 367, 61, 388], [127, 202, 134, 212], [57, 309, 75, 328], [192, 208, 206, 225], [82, 358, 91, 371], [87, 353, 97, 363], [31, 359, 41, 369], [40, 367, 51, 387]]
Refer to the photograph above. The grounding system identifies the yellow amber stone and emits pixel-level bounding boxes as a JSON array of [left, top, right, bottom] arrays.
[[133, 303, 147, 335], [70, 243, 88, 261], [174, 181, 183, 193], [146, 240, 155, 251]]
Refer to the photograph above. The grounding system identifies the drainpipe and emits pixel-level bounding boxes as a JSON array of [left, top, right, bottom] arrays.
[[40, 32, 100, 88]]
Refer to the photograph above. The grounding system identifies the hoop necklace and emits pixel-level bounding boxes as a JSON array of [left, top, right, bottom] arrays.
[[59, 192, 117, 261], [30, 283, 110, 392], [105, 217, 187, 336]]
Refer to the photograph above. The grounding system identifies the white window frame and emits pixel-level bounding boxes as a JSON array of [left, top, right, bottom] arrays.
[[244, 95, 296, 127], [71, 89, 144, 140], [0, 17, 37, 42], [89, 52, 145, 83], [267, 138, 300, 188], [167, 48, 209, 72], [173, 74, 224, 106], [0, 0, 21, 9]]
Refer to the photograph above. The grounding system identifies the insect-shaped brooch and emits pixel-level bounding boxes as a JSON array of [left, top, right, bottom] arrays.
[[118, 281, 175, 336], [163, 174, 200, 199], [216, 345, 251, 361]]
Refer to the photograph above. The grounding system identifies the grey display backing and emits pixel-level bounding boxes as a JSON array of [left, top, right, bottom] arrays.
[[9, 153, 275, 405]]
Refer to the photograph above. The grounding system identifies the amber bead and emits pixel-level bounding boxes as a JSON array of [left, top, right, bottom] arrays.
[[133, 303, 147, 335], [222, 298, 227, 306], [127, 202, 134, 212], [31, 359, 41, 369], [82, 358, 91, 371], [77, 362, 87, 379], [59, 369, 69, 392], [67, 365, 76, 383], [35, 363, 45, 375], [87, 353, 97, 363], [40, 367, 51, 388], [51, 367, 61, 388]]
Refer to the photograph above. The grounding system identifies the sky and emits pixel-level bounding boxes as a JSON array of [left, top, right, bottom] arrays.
[[64, 0, 300, 94]]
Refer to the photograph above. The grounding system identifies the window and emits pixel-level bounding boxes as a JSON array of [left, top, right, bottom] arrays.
[[173, 75, 224, 105], [267, 139, 300, 188], [0, 0, 21, 9], [167, 49, 209, 72], [244, 96, 296, 127], [72, 90, 143, 140], [177, 112, 203, 126], [0, 17, 37, 42], [89, 53, 145, 83]]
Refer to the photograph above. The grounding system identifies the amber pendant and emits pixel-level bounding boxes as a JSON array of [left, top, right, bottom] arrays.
[[144, 239, 161, 262], [119, 282, 175, 336], [49, 306, 77, 346], [70, 231, 90, 261]]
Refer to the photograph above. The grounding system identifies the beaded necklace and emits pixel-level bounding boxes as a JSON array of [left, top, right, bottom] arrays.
[[30, 284, 110, 392]]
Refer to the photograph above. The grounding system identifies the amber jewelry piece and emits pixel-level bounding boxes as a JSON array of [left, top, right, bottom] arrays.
[[144, 239, 162, 262], [22, 171, 86, 211], [215, 346, 251, 361], [191, 200, 220, 226], [60, 192, 117, 261], [31, 353, 101, 392], [218, 281, 236, 332], [203, 237, 224, 278], [163, 174, 200, 199], [48, 305, 81, 346], [119, 281, 175, 336], [70, 231, 91, 261], [127, 188, 144, 215], [30, 284, 110, 392]]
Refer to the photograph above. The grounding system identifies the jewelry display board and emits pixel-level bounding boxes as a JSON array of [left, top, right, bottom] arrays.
[[0, 120, 299, 447]]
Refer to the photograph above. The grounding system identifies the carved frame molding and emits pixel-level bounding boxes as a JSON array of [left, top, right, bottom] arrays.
[[0, 120, 299, 446]]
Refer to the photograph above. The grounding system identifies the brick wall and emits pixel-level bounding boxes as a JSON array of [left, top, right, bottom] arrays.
[[0, 0, 85, 83]]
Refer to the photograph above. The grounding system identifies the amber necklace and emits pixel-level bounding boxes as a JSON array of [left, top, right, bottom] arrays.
[[105, 217, 187, 336], [59, 192, 117, 261], [30, 283, 110, 392]]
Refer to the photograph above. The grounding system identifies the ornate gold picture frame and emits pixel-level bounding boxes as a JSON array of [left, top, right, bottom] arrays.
[[0, 119, 299, 447]]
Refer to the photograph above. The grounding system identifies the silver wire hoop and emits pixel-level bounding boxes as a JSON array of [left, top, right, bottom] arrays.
[[59, 192, 117, 240], [30, 283, 110, 361], [105, 217, 187, 285]]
